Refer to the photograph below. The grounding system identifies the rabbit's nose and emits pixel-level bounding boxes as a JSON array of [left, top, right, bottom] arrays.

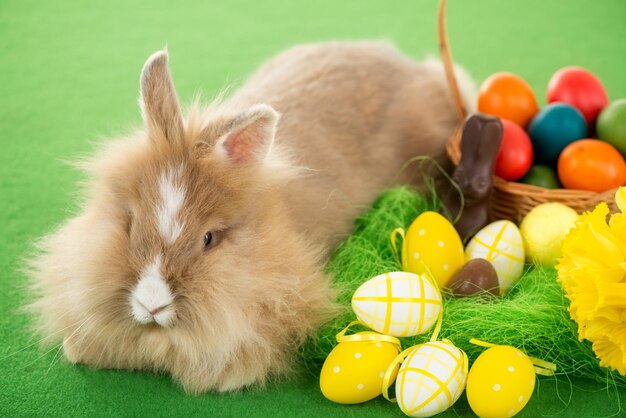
[[148, 303, 171, 317], [130, 255, 175, 326], [131, 298, 174, 327]]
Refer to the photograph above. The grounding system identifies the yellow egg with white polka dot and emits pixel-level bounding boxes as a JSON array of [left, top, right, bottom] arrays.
[[396, 340, 468, 417], [400, 211, 465, 287], [466, 345, 536, 418], [351, 271, 442, 337], [465, 220, 525, 294], [319, 332, 401, 404]]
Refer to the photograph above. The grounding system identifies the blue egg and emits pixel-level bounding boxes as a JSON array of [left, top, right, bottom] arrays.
[[528, 103, 588, 164]]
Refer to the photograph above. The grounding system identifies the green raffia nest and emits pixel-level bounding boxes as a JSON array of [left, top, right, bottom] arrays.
[[300, 187, 626, 388]]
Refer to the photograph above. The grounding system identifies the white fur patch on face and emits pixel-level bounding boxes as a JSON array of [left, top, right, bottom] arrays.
[[156, 165, 186, 244], [130, 255, 175, 327]]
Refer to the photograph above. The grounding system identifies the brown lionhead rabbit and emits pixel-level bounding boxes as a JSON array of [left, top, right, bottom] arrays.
[[26, 42, 474, 394]]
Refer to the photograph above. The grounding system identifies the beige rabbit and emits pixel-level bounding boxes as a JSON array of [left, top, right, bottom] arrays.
[[26, 41, 474, 394]]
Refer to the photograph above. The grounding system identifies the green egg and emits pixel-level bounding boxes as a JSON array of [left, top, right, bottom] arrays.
[[597, 99, 626, 156], [520, 165, 561, 189]]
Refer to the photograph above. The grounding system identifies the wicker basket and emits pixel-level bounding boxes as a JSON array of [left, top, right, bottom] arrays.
[[437, 0, 618, 223]]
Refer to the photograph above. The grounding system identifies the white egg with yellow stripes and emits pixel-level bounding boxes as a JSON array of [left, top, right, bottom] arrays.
[[351, 272, 442, 337], [396, 340, 468, 417], [465, 220, 525, 295]]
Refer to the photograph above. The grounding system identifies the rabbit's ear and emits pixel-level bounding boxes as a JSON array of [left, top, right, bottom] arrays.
[[215, 104, 279, 164], [140, 50, 184, 143]]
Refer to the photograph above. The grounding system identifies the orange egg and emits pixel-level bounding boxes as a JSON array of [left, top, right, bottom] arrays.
[[558, 139, 626, 192], [478, 72, 539, 128]]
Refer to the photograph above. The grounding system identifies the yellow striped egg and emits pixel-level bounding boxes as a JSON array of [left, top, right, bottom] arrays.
[[351, 272, 442, 337], [465, 220, 525, 294], [396, 341, 468, 417], [401, 211, 465, 287], [319, 332, 400, 404]]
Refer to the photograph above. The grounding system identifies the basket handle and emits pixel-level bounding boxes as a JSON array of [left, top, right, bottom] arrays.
[[438, 0, 467, 121]]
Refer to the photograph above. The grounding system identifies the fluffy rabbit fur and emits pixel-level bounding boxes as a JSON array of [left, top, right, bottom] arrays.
[[26, 41, 474, 394]]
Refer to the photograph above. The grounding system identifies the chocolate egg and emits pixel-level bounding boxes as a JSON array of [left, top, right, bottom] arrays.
[[448, 259, 500, 297]]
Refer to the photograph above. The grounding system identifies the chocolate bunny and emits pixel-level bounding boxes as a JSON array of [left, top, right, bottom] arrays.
[[442, 114, 503, 242]]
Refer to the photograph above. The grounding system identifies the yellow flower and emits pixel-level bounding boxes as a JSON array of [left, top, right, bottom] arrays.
[[556, 187, 626, 375]]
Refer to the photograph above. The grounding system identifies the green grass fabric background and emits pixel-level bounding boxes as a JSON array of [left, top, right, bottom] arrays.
[[2, 0, 626, 416]]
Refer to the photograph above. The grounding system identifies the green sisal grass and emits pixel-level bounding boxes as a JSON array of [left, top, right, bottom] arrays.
[[303, 187, 626, 390]]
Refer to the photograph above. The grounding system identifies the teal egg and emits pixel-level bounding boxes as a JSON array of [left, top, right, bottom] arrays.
[[597, 99, 626, 156], [528, 103, 588, 164], [520, 165, 561, 189]]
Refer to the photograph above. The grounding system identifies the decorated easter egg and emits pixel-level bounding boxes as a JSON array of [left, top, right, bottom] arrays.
[[465, 221, 525, 294], [547, 66, 609, 126], [320, 332, 401, 404], [401, 211, 465, 287], [478, 72, 539, 127], [352, 272, 442, 337], [519, 165, 561, 189], [448, 259, 500, 297], [466, 345, 536, 418], [495, 118, 533, 181], [597, 99, 626, 155], [558, 139, 626, 192], [396, 341, 468, 417], [520, 203, 578, 267], [528, 103, 588, 164]]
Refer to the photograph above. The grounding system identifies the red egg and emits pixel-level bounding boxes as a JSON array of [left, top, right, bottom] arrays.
[[547, 67, 609, 127], [495, 118, 534, 181]]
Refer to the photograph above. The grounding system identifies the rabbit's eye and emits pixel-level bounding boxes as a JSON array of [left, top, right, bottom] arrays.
[[203, 229, 224, 251], [203, 231, 214, 249]]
